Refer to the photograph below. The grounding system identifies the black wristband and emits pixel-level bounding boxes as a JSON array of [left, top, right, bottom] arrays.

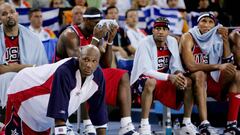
[[222, 54, 234, 63]]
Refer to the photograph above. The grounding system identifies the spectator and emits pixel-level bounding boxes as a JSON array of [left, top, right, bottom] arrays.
[[180, 12, 240, 134], [49, 0, 71, 37], [28, 8, 58, 63], [71, 5, 86, 25], [166, 0, 189, 42], [101, 0, 117, 11], [104, 6, 130, 60], [28, 8, 56, 42], [4, 45, 107, 135], [56, 7, 139, 135], [195, 0, 230, 26], [125, 8, 147, 56], [8, 0, 31, 8], [154, 0, 186, 9], [130, 17, 196, 134], [50, 0, 64, 8], [50, 0, 71, 8], [31, 0, 50, 8], [101, 0, 131, 15], [72, 0, 88, 7], [58, 5, 86, 37], [131, 0, 151, 10]]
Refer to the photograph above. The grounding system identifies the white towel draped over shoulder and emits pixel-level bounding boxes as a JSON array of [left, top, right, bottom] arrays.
[[0, 24, 48, 107], [189, 24, 223, 82], [0, 24, 48, 65], [130, 35, 184, 85]]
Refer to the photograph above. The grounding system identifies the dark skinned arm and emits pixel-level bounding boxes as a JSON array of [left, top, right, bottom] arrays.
[[0, 63, 32, 75], [218, 27, 232, 58], [56, 28, 81, 58], [97, 24, 118, 68]]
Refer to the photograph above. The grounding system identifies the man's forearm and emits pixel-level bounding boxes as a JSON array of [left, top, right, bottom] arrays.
[[0, 64, 32, 74], [187, 63, 220, 73], [127, 45, 136, 55], [222, 40, 232, 58]]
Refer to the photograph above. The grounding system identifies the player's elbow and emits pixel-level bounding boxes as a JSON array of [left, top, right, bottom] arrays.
[[186, 63, 198, 73], [0, 66, 5, 74]]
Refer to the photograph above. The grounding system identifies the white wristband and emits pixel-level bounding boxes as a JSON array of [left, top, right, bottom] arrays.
[[107, 41, 113, 46], [55, 126, 67, 135], [92, 37, 100, 43], [143, 70, 169, 81]]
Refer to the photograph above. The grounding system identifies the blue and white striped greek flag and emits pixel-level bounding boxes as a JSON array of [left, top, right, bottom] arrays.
[[142, 5, 184, 35], [16, 8, 60, 33], [187, 11, 201, 28], [118, 5, 185, 35]]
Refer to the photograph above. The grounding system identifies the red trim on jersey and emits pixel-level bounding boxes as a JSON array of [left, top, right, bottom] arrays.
[[72, 25, 93, 46]]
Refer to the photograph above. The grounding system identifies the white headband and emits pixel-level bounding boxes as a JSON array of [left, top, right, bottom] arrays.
[[82, 14, 101, 18], [197, 13, 215, 23]]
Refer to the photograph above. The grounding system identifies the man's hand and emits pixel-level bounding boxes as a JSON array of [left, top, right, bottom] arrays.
[[168, 73, 187, 90], [117, 47, 128, 58], [217, 27, 229, 42], [107, 23, 118, 43], [219, 63, 237, 80], [93, 23, 108, 40]]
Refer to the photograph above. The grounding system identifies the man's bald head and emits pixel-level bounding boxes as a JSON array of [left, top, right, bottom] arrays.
[[78, 45, 101, 77], [0, 3, 16, 15], [80, 45, 100, 59], [71, 5, 86, 25], [72, 5, 86, 14], [0, 2, 18, 28]]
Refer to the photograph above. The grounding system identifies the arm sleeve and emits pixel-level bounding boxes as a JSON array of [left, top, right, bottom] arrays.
[[87, 67, 108, 126], [47, 67, 73, 122], [143, 69, 169, 81]]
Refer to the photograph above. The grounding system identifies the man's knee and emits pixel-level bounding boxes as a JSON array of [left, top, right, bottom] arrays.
[[120, 72, 130, 85], [191, 71, 207, 84], [186, 77, 192, 89], [144, 78, 156, 93], [234, 70, 240, 80]]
